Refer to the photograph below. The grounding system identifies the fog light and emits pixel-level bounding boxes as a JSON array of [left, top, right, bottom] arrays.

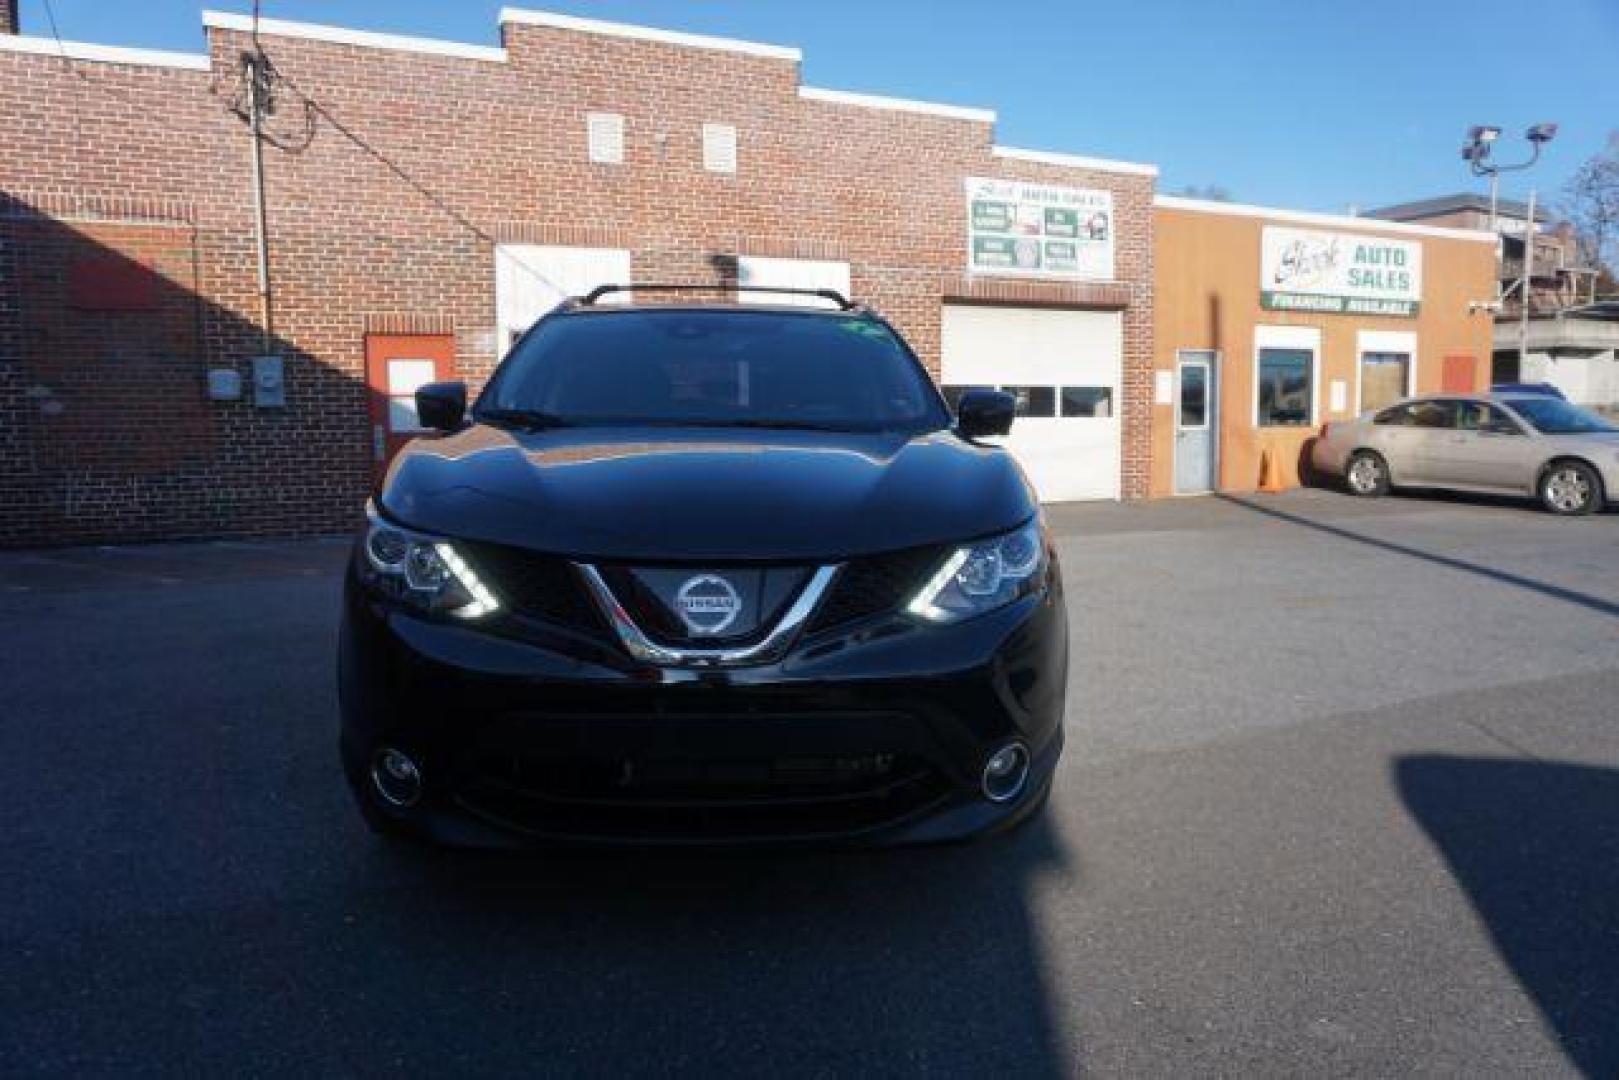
[[981, 742, 1030, 803], [371, 747, 423, 808]]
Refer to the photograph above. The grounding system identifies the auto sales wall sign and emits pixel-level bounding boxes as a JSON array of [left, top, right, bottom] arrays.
[[1260, 226, 1422, 317], [966, 177, 1114, 281]]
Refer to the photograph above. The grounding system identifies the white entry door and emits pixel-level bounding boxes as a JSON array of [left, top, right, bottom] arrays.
[[736, 256, 851, 307], [940, 304, 1123, 502]]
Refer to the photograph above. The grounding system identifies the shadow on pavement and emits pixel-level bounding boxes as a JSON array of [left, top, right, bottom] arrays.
[[327, 816, 1076, 1074], [3, 777, 1077, 1073], [1396, 755, 1619, 1078], [1216, 494, 1619, 621]]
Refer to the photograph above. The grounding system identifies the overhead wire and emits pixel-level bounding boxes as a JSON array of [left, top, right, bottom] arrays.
[[235, 3, 567, 298]]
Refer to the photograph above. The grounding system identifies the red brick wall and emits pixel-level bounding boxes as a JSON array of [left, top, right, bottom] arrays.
[[0, 14, 1155, 547]]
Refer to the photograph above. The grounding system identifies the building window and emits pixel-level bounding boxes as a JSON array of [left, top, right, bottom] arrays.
[[1061, 386, 1113, 418], [702, 123, 737, 174], [940, 385, 992, 411], [1179, 365, 1208, 427], [1359, 351, 1410, 415], [1003, 385, 1056, 417], [586, 112, 624, 165], [1256, 347, 1314, 427]]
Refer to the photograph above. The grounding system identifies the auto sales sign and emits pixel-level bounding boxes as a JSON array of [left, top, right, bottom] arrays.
[[1260, 226, 1422, 317], [966, 177, 1114, 281]]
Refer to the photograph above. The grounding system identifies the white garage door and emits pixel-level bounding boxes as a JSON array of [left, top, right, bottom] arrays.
[[494, 244, 631, 356], [940, 304, 1122, 502]]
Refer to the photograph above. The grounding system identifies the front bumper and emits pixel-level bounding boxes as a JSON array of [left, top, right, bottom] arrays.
[[337, 553, 1068, 848], [1310, 438, 1350, 478]]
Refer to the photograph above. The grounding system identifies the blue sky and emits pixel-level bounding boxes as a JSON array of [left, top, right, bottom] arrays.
[[20, 0, 1619, 216]]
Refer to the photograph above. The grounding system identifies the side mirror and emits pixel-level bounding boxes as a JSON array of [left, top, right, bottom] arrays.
[[415, 381, 467, 433], [956, 388, 1016, 439]]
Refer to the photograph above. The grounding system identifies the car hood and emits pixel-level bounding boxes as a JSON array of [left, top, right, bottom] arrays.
[[1542, 430, 1619, 450], [378, 424, 1036, 561]]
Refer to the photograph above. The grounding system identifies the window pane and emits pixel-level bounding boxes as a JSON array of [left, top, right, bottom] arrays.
[[1359, 351, 1409, 415], [1002, 385, 1055, 418], [1061, 386, 1113, 418], [1409, 400, 1455, 429], [941, 384, 992, 411], [1454, 401, 1489, 430], [1179, 367, 1207, 427], [1482, 406, 1523, 434], [1373, 405, 1410, 426], [1257, 348, 1313, 427], [388, 395, 424, 433], [489, 310, 948, 432]]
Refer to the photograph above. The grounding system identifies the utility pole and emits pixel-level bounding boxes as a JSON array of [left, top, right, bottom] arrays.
[[1520, 188, 1536, 380], [244, 50, 274, 355]]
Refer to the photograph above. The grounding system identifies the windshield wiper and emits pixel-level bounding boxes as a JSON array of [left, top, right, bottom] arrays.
[[477, 407, 573, 431]]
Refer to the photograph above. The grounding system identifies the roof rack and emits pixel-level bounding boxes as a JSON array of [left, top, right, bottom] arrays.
[[573, 283, 858, 310]]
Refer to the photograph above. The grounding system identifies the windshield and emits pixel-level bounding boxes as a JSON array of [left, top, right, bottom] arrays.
[[1504, 398, 1618, 435], [480, 309, 949, 433]]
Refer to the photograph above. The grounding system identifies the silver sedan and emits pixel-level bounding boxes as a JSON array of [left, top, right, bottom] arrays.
[[1311, 394, 1619, 515]]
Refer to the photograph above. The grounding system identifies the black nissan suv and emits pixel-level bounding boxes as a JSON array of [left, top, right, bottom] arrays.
[[339, 285, 1068, 847]]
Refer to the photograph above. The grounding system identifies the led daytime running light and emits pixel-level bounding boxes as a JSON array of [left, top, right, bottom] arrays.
[[905, 548, 970, 622], [434, 541, 500, 619]]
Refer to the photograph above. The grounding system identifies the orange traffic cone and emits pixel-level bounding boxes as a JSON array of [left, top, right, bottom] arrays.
[[1258, 448, 1285, 494]]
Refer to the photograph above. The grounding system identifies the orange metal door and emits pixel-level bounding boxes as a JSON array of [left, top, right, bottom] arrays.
[[364, 333, 457, 475], [1441, 354, 1477, 394]]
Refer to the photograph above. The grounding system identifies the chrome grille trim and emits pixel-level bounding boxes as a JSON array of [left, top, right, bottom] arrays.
[[574, 563, 841, 668]]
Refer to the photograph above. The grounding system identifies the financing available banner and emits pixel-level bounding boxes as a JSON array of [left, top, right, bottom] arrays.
[[966, 177, 1114, 281], [1261, 226, 1422, 317]]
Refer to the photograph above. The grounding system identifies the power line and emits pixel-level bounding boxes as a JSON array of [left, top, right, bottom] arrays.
[[227, 9, 566, 300], [264, 61, 567, 298], [39, 0, 150, 110]]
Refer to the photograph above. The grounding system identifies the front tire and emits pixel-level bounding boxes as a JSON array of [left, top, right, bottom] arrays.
[[1539, 460, 1602, 516], [1345, 451, 1390, 497]]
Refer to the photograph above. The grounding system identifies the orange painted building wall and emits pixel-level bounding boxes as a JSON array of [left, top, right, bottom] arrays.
[[1150, 204, 1497, 496]]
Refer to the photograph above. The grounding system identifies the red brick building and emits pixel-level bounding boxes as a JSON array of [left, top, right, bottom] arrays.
[[0, 7, 1157, 547]]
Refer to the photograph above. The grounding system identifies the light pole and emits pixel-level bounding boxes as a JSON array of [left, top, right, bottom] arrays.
[[1461, 123, 1557, 382], [1462, 123, 1557, 238]]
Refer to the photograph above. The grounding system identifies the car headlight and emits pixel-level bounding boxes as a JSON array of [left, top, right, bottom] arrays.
[[905, 519, 1048, 624], [361, 503, 500, 619]]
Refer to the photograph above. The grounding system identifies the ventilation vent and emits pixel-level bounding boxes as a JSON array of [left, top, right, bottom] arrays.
[[587, 112, 624, 165], [702, 123, 737, 174]]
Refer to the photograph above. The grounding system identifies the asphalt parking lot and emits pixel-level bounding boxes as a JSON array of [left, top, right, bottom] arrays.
[[4, 489, 1617, 1076]]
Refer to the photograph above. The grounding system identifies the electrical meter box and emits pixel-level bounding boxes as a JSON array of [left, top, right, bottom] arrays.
[[251, 355, 286, 408], [207, 368, 243, 402]]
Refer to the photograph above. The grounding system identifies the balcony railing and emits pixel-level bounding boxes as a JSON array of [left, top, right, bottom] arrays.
[[1499, 251, 1566, 282]]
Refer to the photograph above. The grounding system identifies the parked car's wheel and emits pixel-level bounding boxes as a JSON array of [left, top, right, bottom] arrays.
[[1345, 451, 1390, 497], [1538, 460, 1602, 516]]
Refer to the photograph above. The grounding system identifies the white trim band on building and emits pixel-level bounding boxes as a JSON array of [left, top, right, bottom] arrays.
[[0, 33, 210, 70], [1155, 194, 1497, 244], [499, 8, 801, 61], [200, 10, 509, 63], [800, 86, 996, 124], [992, 145, 1158, 178]]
